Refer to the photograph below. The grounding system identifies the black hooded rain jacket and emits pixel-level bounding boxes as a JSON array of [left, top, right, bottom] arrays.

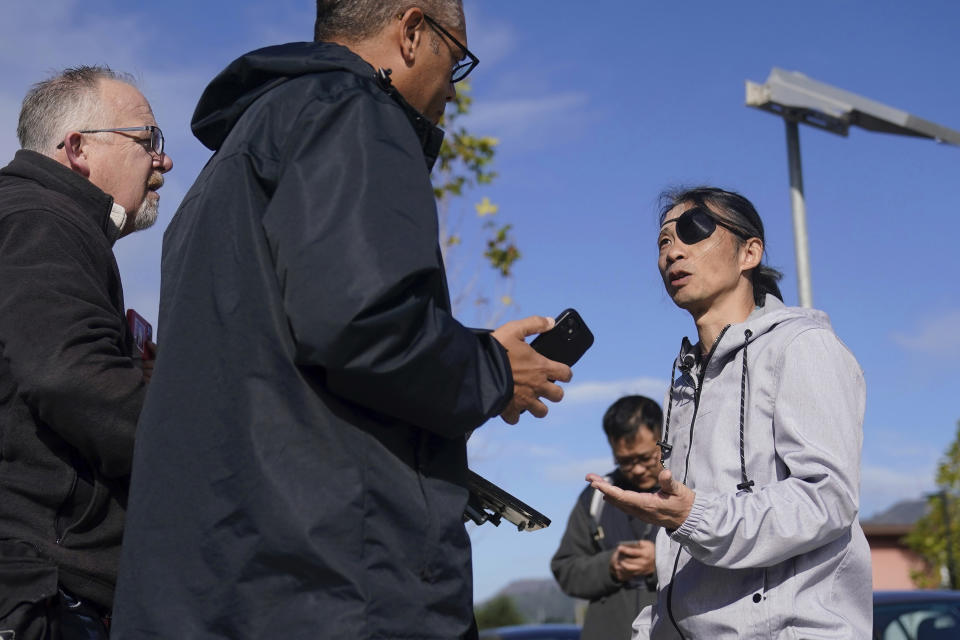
[[112, 42, 513, 640]]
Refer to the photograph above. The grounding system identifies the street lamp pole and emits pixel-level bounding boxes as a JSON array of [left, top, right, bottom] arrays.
[[784, 119, 813, 308]]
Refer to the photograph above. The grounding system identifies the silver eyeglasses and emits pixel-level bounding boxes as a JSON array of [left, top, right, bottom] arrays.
[[56, 125, 164, 156]]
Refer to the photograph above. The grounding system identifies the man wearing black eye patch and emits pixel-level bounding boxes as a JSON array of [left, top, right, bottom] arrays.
[[587, 187, 871, 639]]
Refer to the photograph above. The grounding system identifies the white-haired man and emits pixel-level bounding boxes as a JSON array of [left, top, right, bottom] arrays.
[[0, 66, 172, 639]]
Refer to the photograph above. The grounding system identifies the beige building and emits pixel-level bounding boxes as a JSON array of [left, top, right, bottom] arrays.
[[863, 523, 931, 590]]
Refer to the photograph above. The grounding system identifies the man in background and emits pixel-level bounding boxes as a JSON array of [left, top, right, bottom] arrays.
[[552, 395, 661, 640], [113, 2, 570, 639], [0, 66, 172, 638]]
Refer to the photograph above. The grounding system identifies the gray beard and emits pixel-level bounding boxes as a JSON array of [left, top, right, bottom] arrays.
[[132, 195, 158, 231]]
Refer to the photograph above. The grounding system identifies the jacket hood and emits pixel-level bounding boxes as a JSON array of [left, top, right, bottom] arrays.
[[191, 41, 445, 170], [192, 42, 373, 150], [666, 294, 837, 492], [677, 294, 833, 369]]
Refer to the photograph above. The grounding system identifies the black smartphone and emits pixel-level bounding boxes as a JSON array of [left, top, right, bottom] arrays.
[[529, 308, 594, 366]]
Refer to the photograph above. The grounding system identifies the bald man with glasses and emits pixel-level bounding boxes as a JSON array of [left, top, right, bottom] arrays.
[[112, 2, 569, 639]]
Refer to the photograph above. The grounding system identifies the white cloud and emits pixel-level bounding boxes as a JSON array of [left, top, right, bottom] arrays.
[[544, 456, 613, 483], [0, 2, 214, 173], [563, 376, 669, 406], [470, 24, 516, 69], [891, 309, 960, 358], [243, 2, 314, 48], [467, 429, 566, 466], [462, 92, 589, 142], [869, 439, 943, 463], [860, 463, 936, 519], [1, 1, 143, 87], [463, 2, 517, 69], [523, 444, 563, 458]]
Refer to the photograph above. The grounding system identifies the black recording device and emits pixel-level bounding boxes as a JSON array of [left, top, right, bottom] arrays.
[[463, 470, 551, 532]]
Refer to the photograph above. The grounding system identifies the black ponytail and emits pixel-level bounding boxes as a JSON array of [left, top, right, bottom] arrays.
[[752, 265, 783, 306]]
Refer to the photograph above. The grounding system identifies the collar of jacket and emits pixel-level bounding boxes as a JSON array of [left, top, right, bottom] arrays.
[[0, 150, 119, 245], [374, 68, 444, 171], [672, 294, 835, 375]]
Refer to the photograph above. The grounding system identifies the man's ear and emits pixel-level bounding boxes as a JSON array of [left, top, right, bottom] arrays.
[[60, 131, 91, 178], [397, 7, 426, 67], [740, 237, 763, 272]]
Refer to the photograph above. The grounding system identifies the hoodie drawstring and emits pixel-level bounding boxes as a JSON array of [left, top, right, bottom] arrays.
[[736, 329, 755, 492], [657, 359, 677, 469], [658, 358, 678, 466]]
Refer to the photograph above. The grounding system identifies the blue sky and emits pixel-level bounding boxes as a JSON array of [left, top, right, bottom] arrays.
[[3, 0, 959, 604]]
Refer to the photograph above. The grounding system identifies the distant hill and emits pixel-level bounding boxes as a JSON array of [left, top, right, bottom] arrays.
[[862, 498, 929, 525], [481, 578, 582, 624]]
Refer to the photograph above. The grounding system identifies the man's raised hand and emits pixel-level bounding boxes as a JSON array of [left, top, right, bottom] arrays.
[[586, 468, 695, 530]]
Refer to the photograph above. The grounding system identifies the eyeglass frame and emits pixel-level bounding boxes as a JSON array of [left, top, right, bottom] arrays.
[[55, 125, 165, 157], [614, 448, 662, 471], [421, 13, 479, 83]]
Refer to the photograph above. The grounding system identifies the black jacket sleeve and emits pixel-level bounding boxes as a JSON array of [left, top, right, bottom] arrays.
[[551, 494, 623, 600], [0, 210, 144, 478], [260, 88, 512, 438]]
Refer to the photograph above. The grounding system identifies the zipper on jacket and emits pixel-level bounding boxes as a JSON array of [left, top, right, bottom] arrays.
[[680, 324, 729, 484], [665, 324, 731, 639]]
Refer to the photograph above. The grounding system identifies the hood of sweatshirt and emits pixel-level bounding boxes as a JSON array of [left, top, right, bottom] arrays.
[[664, 294, 836, 491], [676, 294, 832, 375]]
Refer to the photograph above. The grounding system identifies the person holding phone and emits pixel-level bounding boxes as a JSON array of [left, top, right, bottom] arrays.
[[551, 395, 662, 640], [111, 3, 570, 639], [588, 187, 870, 639]]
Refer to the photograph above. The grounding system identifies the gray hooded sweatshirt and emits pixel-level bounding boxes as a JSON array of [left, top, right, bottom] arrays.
[[634, 295, 872, 639]]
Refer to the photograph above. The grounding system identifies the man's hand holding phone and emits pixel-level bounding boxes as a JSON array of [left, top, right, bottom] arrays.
[[127, 309, 157, 383], [492, 316, 572, 424], [141, 340, 157, 383], [609, 540, 656, 582]]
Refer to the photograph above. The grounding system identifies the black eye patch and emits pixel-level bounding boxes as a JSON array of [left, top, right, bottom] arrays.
[[664, 207, 751, 245]]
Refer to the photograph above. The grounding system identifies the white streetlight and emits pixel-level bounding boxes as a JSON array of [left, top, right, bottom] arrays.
[[746, 68, 960, 307]]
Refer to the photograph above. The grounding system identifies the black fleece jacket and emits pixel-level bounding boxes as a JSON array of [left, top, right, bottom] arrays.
[[0, 150, 145, 609]]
